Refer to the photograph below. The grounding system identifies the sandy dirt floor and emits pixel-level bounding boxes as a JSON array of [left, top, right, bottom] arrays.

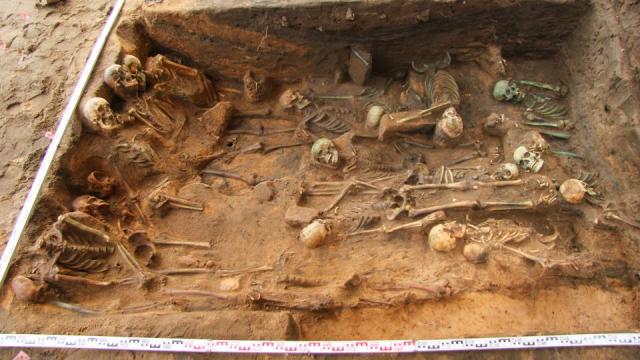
[[1, 0, 640, 359]]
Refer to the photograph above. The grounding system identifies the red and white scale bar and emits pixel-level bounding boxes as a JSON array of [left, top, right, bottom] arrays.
[[1, 333, 640, 354]]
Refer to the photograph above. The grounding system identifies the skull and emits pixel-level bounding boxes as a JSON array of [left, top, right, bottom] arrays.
[[311, 138, 340, 168], [483, 113, 510, 137], [492, 80, 525, 104], [123, 54, 142, 74], [11, 275, 46, 303], [521, 130, 549, 153], [81, 97, 120, 133], [87, 171, 116, 197], [103, 64, 139, 100], [71, 195, 109, 217], [513, 145, 544, 173], [433, 106, 463, 147], [122, 55, 146, 91], [559, 179, 587, 204], [278, 89, 297, 109], [127, 231, 157, 266], [299, 219, 330, 248], [428, 221, 466, 252], [243, 70, 270, 103], [366, 105, 385, 129], [493, 162, 520, 180]]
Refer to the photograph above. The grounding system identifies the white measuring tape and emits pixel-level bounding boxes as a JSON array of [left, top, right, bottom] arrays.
[[0, 0, 125, 287], [1, 333, 639, 353]]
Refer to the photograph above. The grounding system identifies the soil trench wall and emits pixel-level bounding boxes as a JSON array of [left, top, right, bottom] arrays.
[[138, 0, 589, 79], [562, 0, 640, 214]]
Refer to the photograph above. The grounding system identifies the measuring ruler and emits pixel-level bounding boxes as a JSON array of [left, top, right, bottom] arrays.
[[1, 333, 639, 353], [0, 0, 126, 287]]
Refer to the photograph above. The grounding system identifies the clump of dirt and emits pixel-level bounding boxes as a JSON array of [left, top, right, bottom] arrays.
[[1, 0, 640, 357]]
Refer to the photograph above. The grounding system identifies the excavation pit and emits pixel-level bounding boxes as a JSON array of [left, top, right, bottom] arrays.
[[2, 0, 640, 345]]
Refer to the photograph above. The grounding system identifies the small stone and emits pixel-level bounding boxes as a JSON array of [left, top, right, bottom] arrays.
[[205, 260, 215, 268], [345, 8, 355, 21], [254, 181, 274, 203], [280, 16, 289, 27], [343, 273, 362, 290], [416, 9, 430, 22], [285, 206, 319, 227], [219, 277, 241, 291]]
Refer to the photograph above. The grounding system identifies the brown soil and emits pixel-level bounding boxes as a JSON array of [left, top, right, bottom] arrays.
[[1, 0, 640, 359]]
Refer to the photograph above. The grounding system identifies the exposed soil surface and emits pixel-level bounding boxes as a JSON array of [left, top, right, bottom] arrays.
[[1, 1, 640, 359]]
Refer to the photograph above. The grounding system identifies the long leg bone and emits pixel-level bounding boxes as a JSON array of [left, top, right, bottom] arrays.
[[154, 193, 204, 211], [408, 199, 535, 218], [446, 152, 482, 166], [153, 239, 210, 248], [262, 142, 308, 154], [115, 243, 147, 284], [128, 108, 170, 134], [401, 179, 523, 193], [164, 289, 234, 300], [395, 102, 452, 123], [604, 210, 640, 230], [518, 80, 568, 98], [322, 179, 380, 214], [44, 273, 137, 287], [155, 268, 214, 275], [305, 181, 380, 196], [201, 169, 258, 186], [347, 210, 446, 237], [500, 244, 552, 268], [227, 126, 297, 136]]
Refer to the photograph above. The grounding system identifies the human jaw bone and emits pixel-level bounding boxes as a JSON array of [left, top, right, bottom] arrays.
[[311, 138, 340, 168], [103, 64, 139, 100], [492, 80, 526, 104], [513, 145, 544, 173], [81, 97, 121, 133]]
